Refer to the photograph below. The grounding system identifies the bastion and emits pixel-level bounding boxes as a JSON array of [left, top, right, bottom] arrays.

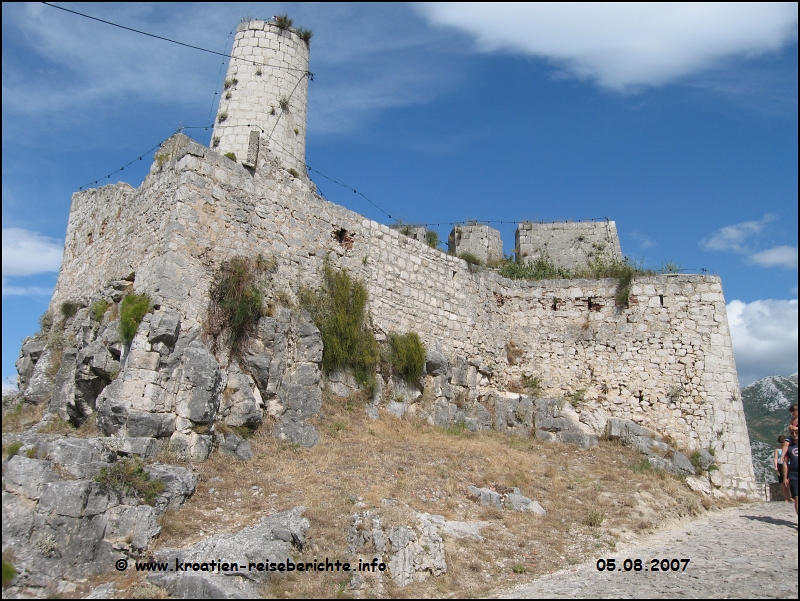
[[20, 18, 754, 497]]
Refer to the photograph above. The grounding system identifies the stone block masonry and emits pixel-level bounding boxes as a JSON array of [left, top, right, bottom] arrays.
[[49, 133, 755, 496], [212, 19, 309, 175], [448, 224, 503, 264], [517, 220, 623, 270]]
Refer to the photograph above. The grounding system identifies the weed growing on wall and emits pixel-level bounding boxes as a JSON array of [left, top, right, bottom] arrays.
[[119, 294, 151, 344], [91, 299, 110, 322], [274, 14, 293, 30], [300, 262, 378, 386], [94, 457, 165, 505], [297, 27, 313, 44], [459, 251, 483, 266], [425, 230, 439, 249], [60, 301, 80, 320], [387, 332, 426, 385], [207, 257, 268, 354]]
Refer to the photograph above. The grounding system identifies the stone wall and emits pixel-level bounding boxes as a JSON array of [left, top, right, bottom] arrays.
[[48, 134, 754, 496], [211, 19, 309, 174], [447, 224, 503, 264], [516, 220, 623, 270]]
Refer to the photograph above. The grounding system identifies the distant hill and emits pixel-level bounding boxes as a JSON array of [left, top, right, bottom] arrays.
[[741, 373, 798, 482]]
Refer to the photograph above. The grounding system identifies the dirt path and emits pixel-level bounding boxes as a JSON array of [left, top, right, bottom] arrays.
[[496, 502, 798, 599]]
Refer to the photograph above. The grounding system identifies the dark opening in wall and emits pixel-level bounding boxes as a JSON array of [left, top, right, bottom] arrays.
[[659, 295, 664, 306], [588, 297, 601, 312], [333, 228, 354, 250]]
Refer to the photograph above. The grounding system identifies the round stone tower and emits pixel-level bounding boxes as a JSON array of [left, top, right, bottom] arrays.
[[212, 19, 310, 173]]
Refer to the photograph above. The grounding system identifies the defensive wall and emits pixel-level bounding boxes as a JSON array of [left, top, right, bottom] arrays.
[[51, 132, 754, 495], [517, 220, 623, 270]]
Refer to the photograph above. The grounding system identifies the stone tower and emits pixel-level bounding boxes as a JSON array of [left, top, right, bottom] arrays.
[[212, 19, 310, 173]]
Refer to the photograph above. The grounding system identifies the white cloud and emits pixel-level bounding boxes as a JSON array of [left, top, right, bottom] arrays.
[[727, 298, 798, 385], [416, 3, 798, 91], [702, 214, 775, 253], [630, 231, 656, 248], [2, 228, 63, 277], [749, 245, 798, 269]]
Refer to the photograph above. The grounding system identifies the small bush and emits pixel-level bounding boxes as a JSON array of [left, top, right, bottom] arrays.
[[584, 510, 604, 527], [300, 261, 378, 386], [631, 457, 652, 474], [512, 564, 527, 574], [499, 253, 571, 280], [287, 167, 300, 178], [459, 251, 483, 266], [224, 152, 237, 161], [218, 111, 228, 123], [275, 14, 293, 30], [660, 260, 682, 274], [5, 441, 22, 457], [38, 310, 54, 333], [523, 376, 542, 396], [388, 332, 426, 385], [207, 257, 265, 353], [297, 27, 313, 44], [569, 388, 587, 404], [91, 299, 110, 322], [25, 448, 37, 458], [425, 230, 439, 249], [119, 294, 151, 344], [60, 301, 80, 320], [94, 457, 165, 505], [2, 560, 16, 588], [223, 77, 238, 90], [278, 96, 290, 111]]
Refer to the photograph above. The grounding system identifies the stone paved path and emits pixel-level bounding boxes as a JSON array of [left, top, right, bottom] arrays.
[[497, 502, 798, 599]]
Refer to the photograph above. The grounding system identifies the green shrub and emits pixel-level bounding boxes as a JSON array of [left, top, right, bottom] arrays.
[[60, 301, 80, 320], [459, 251, 483, 266], [512, 564, 527, 574], [631, 457, 652, 474], [287, 167, 300, 178], [425, 230, 439, 249], [91, 299, 110, 322], [278, 96, 290, 110], [2, 560, 16, 588], [207, 257, 265, 353], [218, 111, 228, 123], [224, 151, 237, 161], [297, 27, 313, 44], [5, 441, 22, 457], [94, 457, 165, 505], [300, 262, 378, 386], [689, 451, 703, 474], [584, 510, 604, 527], [275, 14, 293, 30], [388, 332, 426, 385], [498, 253, 571, 280], [119, 294, 151, 344]]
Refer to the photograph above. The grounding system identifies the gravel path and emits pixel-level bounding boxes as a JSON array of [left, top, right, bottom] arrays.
[[497, 502, 798, 599]]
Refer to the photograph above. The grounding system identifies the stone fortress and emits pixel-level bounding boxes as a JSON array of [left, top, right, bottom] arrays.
[[15, 18, 755, 502]]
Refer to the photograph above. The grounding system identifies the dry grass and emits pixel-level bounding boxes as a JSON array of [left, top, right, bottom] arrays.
[[1, 400, 45, 433], [106, 391, 737, 598]]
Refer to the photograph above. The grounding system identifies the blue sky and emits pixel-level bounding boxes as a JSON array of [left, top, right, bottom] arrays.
[[2, 2, 797, 388]]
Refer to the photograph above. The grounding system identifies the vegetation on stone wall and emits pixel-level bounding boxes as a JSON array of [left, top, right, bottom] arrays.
[[387, 332, 426, 385], [425, 230, 439, 249], [94, 457, 165, 505], [207, 257, 270, 353], [459, 251, 483, 266], [60, 301, 81, 320], [91, 299, 110, 322], [498, 252, 657, 307], [119, 294, 152, 344], [300, 262, 378, 386]]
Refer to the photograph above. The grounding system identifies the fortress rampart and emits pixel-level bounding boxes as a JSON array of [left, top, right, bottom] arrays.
[[50, 132, 754, 495]]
